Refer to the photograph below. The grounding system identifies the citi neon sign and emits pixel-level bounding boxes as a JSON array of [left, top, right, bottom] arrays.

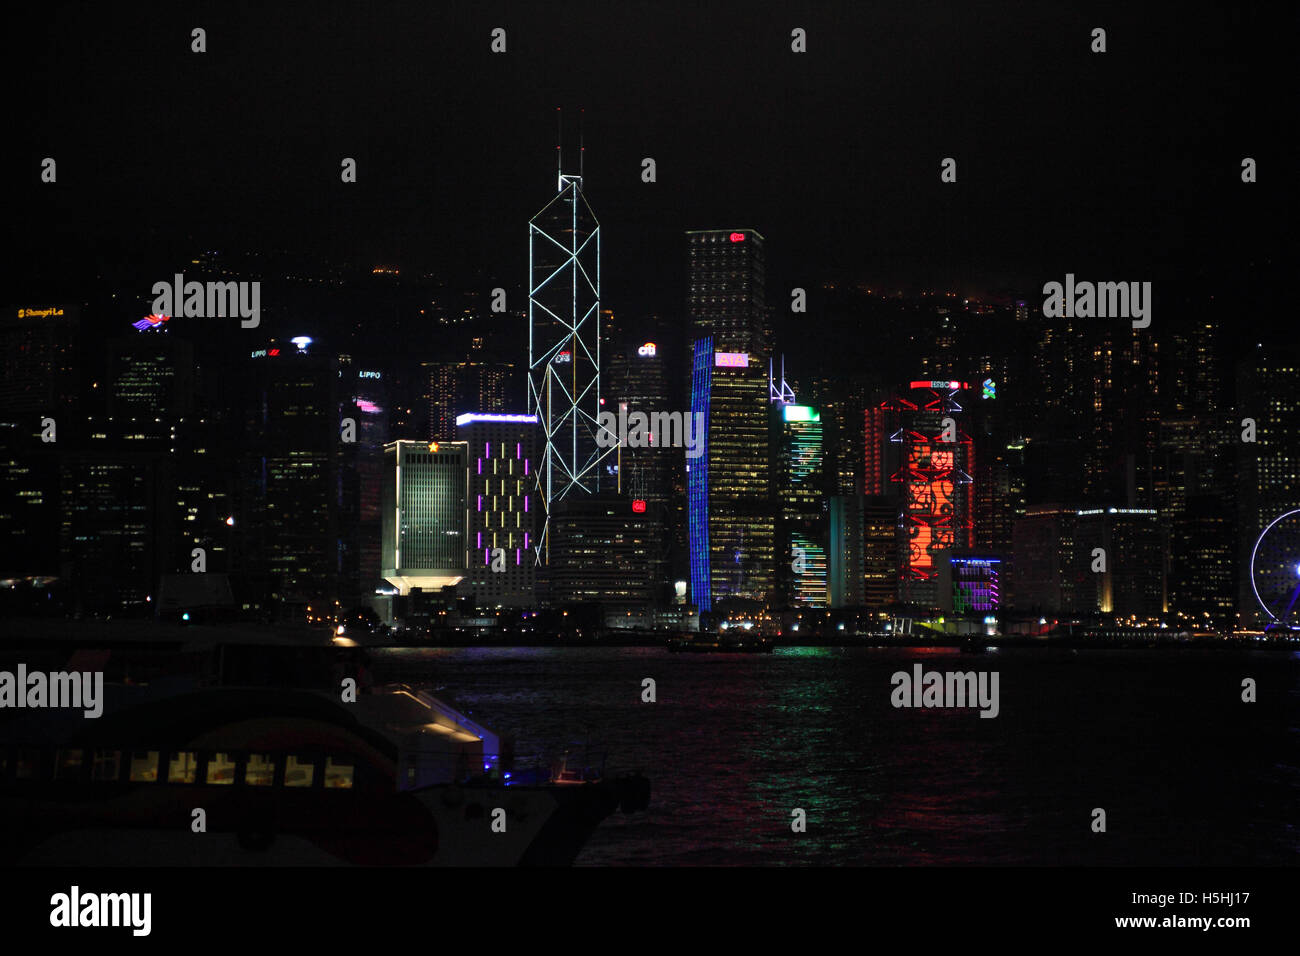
[[637, 342, 657, 357]]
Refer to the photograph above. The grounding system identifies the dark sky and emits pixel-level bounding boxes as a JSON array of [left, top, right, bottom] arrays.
[[8, 1, 1294, 321]]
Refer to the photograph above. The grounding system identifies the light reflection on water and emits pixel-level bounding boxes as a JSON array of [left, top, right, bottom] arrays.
[[372, 646, 1298, 866]]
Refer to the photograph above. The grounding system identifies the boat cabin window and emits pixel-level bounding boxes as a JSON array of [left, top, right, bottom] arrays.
[[244, 753, 275, 786], [92, 750, 121, 782], [55, 749, 83, 781], [205, 752, 237, 785], [3, 747, 365, 789], [129, 751, 160, 782], [324, 756, 354, 789], [168, 751, 198, 784], [16, 750, 40, 780], [284, 755, 315, 788]]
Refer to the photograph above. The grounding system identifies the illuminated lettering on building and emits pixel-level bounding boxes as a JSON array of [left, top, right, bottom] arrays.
[[632, 499, 647, 513], [637, 342, 657, 357], [17, 307, 65, 319], [714, 352, 748, 368], [729, 232, 745, 242]]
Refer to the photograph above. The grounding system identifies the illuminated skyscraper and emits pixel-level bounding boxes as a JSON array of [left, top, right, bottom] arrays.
[[776, 404, 826, 607], [686, 229, 766, 355], [456, 413, 538, 607], [380, 440, 467, 595], [425, 360, 513, 442], [606, 339, 672, 598], [0, 304, 80, 421], [688, 340, 774, 611], [1236, 350, 1300, 626], [239, 342, 341, 610], [884, 380, 975, 608], [527, 163, 608, 561]]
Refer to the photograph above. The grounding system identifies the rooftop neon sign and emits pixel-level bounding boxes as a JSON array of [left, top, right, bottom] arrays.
[[132, 314, 170, 331], [910, 380, 968, 390], [455, 413, 539, 427], [714, 352, 748, 368]]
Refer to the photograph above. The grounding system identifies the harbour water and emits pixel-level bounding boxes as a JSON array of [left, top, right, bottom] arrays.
[[372, 645, 1299, 866]]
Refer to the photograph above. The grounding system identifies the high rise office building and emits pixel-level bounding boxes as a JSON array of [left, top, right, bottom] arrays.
[[380, 439, 468, 595], [1236, 350, 1300, 626], [881, 380, 975, 608], [456, 413, 538, 607], [0, 304, 80, 422], [528, 165, 608, 559], [688, 340, 774, 611], [1011, 505, 1163, 617], [425, 360, 514, 442], [686, 229, 766, 356], [776, 403, 826, 607], [238, 341, 341, 609], [547, 493, 654, 608]]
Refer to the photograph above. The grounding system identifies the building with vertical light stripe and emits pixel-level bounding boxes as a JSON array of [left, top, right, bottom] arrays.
[[456, 413, 538, 607], [688, 340, 774, 612]]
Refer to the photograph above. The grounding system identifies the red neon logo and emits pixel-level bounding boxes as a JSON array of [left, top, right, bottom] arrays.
[[632, 499, 647, 513], [729, 232, 745, 242], [268, 348, 280, 356]]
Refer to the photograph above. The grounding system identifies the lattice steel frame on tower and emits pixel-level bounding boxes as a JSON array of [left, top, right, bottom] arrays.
[[527, 171, 611, 562]]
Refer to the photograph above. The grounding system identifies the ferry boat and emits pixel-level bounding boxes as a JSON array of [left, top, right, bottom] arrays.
[[0, 641, 649, 866], [666, 633, 774, 653]]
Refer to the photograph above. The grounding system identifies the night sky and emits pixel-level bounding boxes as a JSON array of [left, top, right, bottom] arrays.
[[8, 1, 1294, 327]]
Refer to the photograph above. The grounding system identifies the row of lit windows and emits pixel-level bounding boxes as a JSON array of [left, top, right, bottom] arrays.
[[0, 748, 356, 789]]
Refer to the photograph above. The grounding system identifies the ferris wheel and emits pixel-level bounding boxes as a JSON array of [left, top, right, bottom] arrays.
[[1250, 508, 1300, 632]]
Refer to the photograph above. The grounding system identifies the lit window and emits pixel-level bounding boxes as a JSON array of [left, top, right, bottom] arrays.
[[324, 757, 355, 789], [206, 752, 237, 785], [285, 755, 315, 787], [168, 751, 198, 784], [245, 753, 275, 786], [129, 751, 160, 782]]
